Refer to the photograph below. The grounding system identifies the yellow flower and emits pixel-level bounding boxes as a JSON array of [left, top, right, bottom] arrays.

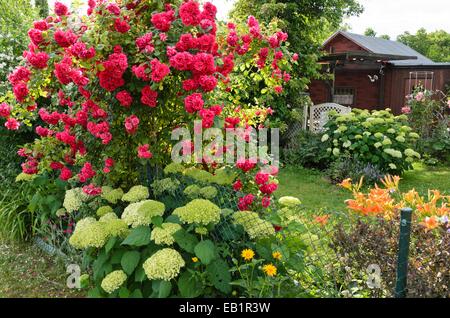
[[241, 248, 255, 261], [272, 251, 282, 260], [339, 178, 352, 191], [262, 264, 277, 277], [192, 257, 199, 263]]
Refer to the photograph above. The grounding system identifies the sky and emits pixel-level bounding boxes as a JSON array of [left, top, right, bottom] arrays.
[[49, 0, 450, 40]]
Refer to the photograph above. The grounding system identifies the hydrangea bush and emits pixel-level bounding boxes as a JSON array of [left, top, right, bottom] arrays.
[[322, 108, 420, 174]]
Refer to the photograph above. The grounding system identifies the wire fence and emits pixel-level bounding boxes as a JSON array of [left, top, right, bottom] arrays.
[[33, 168, 449, 298]]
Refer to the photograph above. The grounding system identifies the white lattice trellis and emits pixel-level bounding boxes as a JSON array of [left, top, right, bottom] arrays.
[[309, 103, 351, 133]]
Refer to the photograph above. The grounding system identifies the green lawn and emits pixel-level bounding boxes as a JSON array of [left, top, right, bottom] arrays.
[[0, 242, 83, 298], [277, 163, 450, 213]]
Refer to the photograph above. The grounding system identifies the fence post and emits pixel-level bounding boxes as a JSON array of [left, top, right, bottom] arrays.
[[394, 207, 413, 298]]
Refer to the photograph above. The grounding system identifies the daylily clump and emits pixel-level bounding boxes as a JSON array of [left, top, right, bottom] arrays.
[[339, 175, 449, 231]]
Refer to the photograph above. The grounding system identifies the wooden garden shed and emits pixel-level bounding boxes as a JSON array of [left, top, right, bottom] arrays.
[[309, 31, 450, 114]]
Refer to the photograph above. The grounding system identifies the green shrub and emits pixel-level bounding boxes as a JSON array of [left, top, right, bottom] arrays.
[[326, 155, 386, 185], [322, 108, 420, 174], [282, 130, 331, 170]]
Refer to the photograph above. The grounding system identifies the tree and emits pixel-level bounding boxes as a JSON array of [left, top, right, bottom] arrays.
[[364, 27, 390, 40], [397, 28, 450, 63], [229, 0, 363, 133], [364, 27, 377, 37], [0, 0, 39, 90], [35, 0, 49, 18]]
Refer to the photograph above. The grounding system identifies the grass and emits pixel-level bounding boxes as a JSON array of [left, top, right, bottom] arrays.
[[277, 163, 450, 212], [276, 166, 349, 212], [0, 241, 83, 298]]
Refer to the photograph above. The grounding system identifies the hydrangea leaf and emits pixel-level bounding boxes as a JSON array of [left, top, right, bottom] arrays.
[[121, 251, 141, 275], [178, 271, 203, 298], [206, 258, 231, 294], [194, 240, 216, 265], [173, 228, 199, 253], [121, 226, 151, 247]]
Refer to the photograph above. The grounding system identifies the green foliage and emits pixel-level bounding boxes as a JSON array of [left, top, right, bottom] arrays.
[[322, 108, 420, 174], [229, 0, 363, 129], [282, 130, 331, 169], [325, 155, 386, 185], [404, 89, 450, 164], [397, 28, 450, 62], [0, 0, 39, 90]]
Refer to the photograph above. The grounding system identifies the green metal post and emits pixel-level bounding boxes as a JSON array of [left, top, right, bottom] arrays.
[[395, 208, 413, 298]]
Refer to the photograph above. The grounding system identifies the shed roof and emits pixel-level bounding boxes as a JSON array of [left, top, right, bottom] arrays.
[[324, 31, 450, 67]]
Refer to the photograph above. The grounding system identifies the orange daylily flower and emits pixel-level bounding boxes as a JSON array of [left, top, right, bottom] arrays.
[[314, 215, 330, 226], [420, 216, 439, 231], [339, 178, 353, 191]]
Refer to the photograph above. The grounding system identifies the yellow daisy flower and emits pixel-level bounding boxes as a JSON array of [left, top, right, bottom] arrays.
[[262, 264, 277, 277], [272, 251, 282, 260], [241, 248, 255, 261]]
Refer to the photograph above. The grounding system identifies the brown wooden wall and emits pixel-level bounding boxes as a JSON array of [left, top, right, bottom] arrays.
[[383, 68, 450, 114], [323, 33, 367, 53]]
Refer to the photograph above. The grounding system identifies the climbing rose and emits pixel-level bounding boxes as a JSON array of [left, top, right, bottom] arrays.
[[137, 144, 153, 159], [0, 103, 11, 117], [54, 1, 69, 16], [150, 58, 170, 82], [116, 90, 133, 107], [114, 18, 130, 33], [124, 115, 139, 134], [26, 51, 49, 69], [59, 167, 72, 181], [255, 172, 269, 185], [5, 118, 20, 130], [141, 86, 158, 107], [13, 82, 29, 102], [82, 184, 102, 196], [184, 93, 204, 113], [151, 10, 175, 32], [179, 0, 201, 26], [233, 179, 242, 191]]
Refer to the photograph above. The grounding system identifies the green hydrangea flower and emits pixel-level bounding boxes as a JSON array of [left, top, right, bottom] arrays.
[[101, 187, 124, 204], [321, 134, 329, 142], [278, 196, 301, 207], [151, 178, 180, 196], [199, 186, 217, 199], [183, 167, 214, 183], [332, 148, 340, 156], [396, 136, 406, 143], [121, 200, 165, 228], [99, 212, 118, 223], [374, 132, 384, 139], [151, 223, 182, 245], [173, 199, 220, 225], [122, 185, 149, 203], [143, 248, 185, 281], [409, 132, 420, 139], [404, 148, 421, 158], [101, 270, 127, 294], [15, 173, 36, 182], [164, 162, 185, 175], [211, 168, 236, 185], [103, 219, 129, 238], [69, 219, 108, 249], [382, 138, 392, 146], [97, 205, 114, 217], [183, 184, 201, 198], [233, 211, 275, 240], [384, 148, 403, 158], [63, 188, 89, 213], [387, 128, 396, 134]]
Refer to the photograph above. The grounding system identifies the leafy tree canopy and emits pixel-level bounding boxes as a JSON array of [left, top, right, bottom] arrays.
[[397, 28, 450, 63]]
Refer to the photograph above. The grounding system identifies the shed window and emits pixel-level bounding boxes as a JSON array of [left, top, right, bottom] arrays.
[[333, 87, 355, 105]]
